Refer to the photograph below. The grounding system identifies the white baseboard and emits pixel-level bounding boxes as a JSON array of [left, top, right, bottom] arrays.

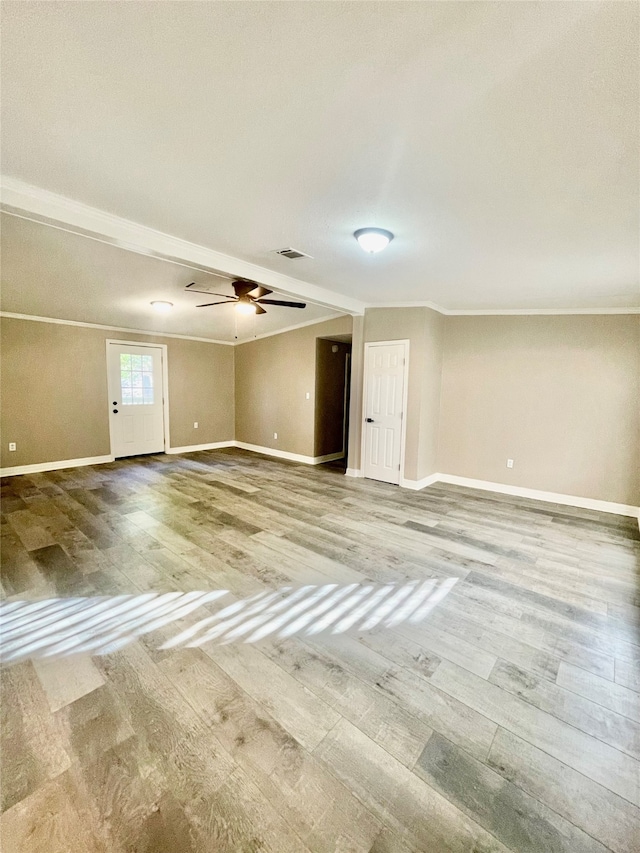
[[0, 454, 114, 477], [4, 450, 633, 521], [171, 441, 343, 465], [315, 452, 345, 464], [234, 441, 315, 465], [428, 473, 639, 518], [400, 472, 441, 491], [166, 441, 235, 455], [0, 443, 342, 478]]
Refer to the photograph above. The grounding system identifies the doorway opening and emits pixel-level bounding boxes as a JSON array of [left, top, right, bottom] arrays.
[[106, 340, 169, 458], [314, 335, 352, 471]]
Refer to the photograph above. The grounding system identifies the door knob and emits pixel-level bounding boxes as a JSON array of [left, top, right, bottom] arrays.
[[113, 409, 118, 414], [365, 417, 374, 423]]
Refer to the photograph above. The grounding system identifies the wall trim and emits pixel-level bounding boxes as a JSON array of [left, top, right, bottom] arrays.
[[235, 441, 314, 464], [421, 473, 639, 518], [0, 311, 235, 346], [368, 302, 640, 316], [367, 300, 446, 313], [0, 310, 350, 347], [0, 455, 114, 477], [236, 313, 348, 344], [315, 452, 345, 464], [166, 441, 235, 455], [3, 181, 636, 319], [234, 441, 343, 466], [400, 472, 441, 491], [3, 452, 636, 523], [442, 307, 640, 316]]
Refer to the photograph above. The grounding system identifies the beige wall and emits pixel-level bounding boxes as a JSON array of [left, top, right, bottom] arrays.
[[235, 316, 353, 459], [416, 308, 444, 481], [0, 317, 235, 468], [363, 307, 443, 481], [3, 312, 638, 508], [438, 315, 640, 505]]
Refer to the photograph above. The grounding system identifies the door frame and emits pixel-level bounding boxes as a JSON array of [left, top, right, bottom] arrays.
[[106, 339, 171, 457], [360, 340, 410, 484], [342, 351, 351, 459]]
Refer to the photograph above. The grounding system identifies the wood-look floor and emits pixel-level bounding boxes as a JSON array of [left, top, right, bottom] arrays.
[[1, 448, 639, 852]]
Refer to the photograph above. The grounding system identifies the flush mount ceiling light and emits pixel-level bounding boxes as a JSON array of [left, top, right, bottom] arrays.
[[150, 301, 173, 313], [354, 227, 394, 253]]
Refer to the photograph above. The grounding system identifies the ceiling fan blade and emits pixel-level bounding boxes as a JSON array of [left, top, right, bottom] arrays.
[[196, 301, 236, 308], [254, 304, 267, 315], [232, 279, 259, 298], [246, 285, 273, 299], [255, 299, 306, 308]]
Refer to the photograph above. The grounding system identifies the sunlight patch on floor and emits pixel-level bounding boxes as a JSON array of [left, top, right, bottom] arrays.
[[0, 578, 458, 664]]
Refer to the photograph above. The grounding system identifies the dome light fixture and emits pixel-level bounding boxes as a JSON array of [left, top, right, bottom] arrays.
[[354, 227, 394, 254], [150, 301, 173, 313]]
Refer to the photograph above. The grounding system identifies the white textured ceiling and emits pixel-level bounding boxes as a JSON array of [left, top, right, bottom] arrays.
[[1, 1, 639, 311], [0, 215, 341, 342]]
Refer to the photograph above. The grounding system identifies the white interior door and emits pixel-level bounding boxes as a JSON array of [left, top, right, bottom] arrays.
[[107, 342, 165, 458], [362, 342, 407, 485]]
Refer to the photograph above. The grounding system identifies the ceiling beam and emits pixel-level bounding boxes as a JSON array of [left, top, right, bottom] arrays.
[[0, 176, 366, 316]]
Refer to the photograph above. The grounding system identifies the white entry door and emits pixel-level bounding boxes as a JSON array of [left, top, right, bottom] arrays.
[[362, 342, 407, 485], [107, 342, 166, 458]]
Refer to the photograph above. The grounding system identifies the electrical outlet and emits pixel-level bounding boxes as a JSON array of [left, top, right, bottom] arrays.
[[193, 422, 198, 429], [506, 458, 514, 468], [273, 432, 278, 440], [9, 442, 16, 452]]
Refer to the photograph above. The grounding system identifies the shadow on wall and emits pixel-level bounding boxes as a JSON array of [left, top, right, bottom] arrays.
[[315, 337, 352, 463], [0, 577, 458, 664]]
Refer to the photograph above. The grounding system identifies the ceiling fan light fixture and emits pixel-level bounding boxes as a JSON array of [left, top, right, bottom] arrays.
[[236, 299, 257, 315], [150, 301, 173, 313], [354, 227, 394, 254]]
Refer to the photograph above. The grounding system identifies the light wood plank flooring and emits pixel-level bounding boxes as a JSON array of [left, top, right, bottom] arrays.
[[1, 448, 639, 852]]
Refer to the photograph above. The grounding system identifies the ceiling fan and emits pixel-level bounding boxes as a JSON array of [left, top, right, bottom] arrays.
[[185, 279, 306, 315]]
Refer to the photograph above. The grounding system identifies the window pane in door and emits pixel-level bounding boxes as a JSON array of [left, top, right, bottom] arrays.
[[120, 352, 155, 405]]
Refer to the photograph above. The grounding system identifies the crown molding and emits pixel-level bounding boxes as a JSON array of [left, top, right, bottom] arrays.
[[0, 176, 366, 316], [235, 312, 346, 344], [367, 301, 640, 316], [3, 177, 637, 318], [442, 306, 640, 316], [0, 312, 235, 345], [365, 300, 448, 313], [0, 310, 353, 347]]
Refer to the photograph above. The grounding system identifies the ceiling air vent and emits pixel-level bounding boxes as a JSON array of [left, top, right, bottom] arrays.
[[273, 247, 313, 260]]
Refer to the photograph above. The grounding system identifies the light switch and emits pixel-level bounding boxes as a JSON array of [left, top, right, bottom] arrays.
[[274, 432, 278, 440], [194, 422, 198, 429], [305, 392, 310, 400]]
